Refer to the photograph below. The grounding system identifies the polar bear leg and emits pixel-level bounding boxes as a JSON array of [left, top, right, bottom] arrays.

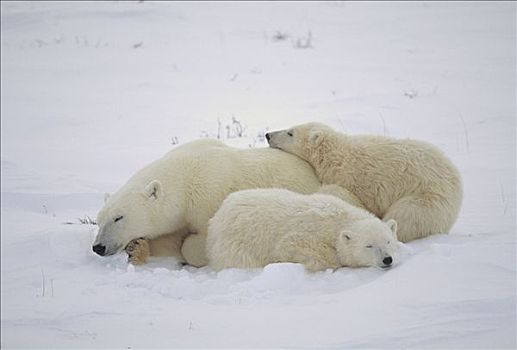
[[274, 232, 339, 272], [148, 231, 188, 262], [181, 232, 209, 267], [125, 231, 189, 265], [383, 194, 454, 243], [317, 184, 367, 209]]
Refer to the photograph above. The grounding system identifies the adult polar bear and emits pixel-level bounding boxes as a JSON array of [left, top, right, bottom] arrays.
[[266, 122, 463, 243], [93, 139, 326, 267]]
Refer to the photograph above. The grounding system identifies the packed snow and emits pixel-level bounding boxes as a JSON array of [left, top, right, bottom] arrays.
[[1, 1, 515, 348]]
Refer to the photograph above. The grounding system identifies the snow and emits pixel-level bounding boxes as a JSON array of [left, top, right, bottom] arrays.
[[1, 1, 515, 348]]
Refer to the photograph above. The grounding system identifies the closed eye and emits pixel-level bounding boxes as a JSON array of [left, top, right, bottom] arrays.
[[366, 245, 373, 248], [114, 215, 124, 223], [287, 131, 293, 137]]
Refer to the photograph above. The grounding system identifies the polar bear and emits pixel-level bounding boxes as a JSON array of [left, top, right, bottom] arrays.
[[266, 122, 462, 243], [93, 139, 322, 267], [206, 189, 399, 272]]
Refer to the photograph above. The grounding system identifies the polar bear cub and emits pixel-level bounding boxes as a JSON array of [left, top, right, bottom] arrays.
[[266, 122, 463, 243], [206, 189, 399, 272]]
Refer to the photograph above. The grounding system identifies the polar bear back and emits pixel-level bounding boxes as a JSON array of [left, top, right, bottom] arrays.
[[113, 139, 322, 216], [171, 141, 323, 234], [322, 135, 462, 216]]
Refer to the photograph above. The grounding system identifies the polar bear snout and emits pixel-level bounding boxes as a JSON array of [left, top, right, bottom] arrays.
[[382, 256, 393, 267], [265, 130, 286, 149], [92, 244, 106, 256], [92, 227, 125, 257], [378, 254, 398, 270], [265, 131, 277, 147]]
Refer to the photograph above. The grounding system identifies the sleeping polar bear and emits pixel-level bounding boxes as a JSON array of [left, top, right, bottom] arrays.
[[207, 188, 399, 272], [266, 122, 463, 242], [93, 139, 323, 267]]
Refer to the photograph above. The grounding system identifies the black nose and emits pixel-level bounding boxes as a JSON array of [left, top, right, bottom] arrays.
[[265, 133, 270, 141], [383, 256, 393, 266], [93, 244, 106, 256]]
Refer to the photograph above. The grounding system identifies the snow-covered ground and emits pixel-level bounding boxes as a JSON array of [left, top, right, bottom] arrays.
[[1, 1, 515, 348]]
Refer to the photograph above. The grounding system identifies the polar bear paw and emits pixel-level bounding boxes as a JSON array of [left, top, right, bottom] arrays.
[[125, 238, 150, 265]]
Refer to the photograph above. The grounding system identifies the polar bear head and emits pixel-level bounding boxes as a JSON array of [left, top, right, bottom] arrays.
[[265, 122, 334, 161], [336, 218, 399, 269], [92, 180, 184, 257]]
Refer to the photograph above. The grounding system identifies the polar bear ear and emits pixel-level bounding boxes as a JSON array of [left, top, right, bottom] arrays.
[[104, 193, 111, 204], [308, 130, 324, 146], [144, 180, 163, 200], [338, 231, 353, 245], [386, 219, 398, 240]]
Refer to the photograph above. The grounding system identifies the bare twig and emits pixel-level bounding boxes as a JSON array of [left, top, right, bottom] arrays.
[[458, 113, 470, 153], [231, 116, 245, 137], [294, 31, 313, 49], [41, 268, 46, 297], [379, 112, 388, 136], [403, 89, 418, 99], [272, 31, 289, 42], [78, 216, 97, 225]]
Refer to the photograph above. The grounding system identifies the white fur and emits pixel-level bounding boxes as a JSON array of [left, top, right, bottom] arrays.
[[94, 139, 321, 266], [267, 122, 463, 242], [206, 189, 399, 272]]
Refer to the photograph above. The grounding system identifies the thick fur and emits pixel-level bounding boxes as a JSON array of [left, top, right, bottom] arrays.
[[267, 122, 463, 242], [206, 189, 399, 272], [94, 139, 322, 266]]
